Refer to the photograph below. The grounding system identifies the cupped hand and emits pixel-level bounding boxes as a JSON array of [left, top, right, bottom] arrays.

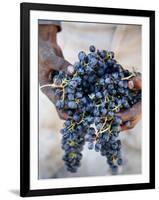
[[39, 25, 74, 120], [116, 75, 142, 132]]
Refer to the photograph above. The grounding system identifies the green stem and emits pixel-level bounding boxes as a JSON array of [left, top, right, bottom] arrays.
[[77, 113, 85, 125], [40, 83, 63, 89], [112, 104, 121, 112], [121, 72, 136, 80]]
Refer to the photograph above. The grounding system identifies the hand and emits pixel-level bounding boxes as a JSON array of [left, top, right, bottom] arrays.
[[116, 76, 142, 132], [39, 24, 74, 120]]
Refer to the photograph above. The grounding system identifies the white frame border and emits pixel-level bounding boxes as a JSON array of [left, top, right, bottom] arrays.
[[30, 10, 150, 190]]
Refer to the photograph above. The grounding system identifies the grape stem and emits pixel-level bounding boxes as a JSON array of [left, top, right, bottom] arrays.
[[95, 119, 111, 140], [95, 100, 103, 107], [121, 72, 136, 80], [112, 156, 116, 164], [62, 90, 65, 101], [73, 72, 78, 77], [100, 117, 108, 131], [106, 96, 110, 103], [112, 104, 121, 112], [100, 120, 113, 134], [68, 123, 76, 131], [77, 113, 85, 125], [40, 79, 68, 101], [97, 126, 109, 136], [40, 83, 64, 89]]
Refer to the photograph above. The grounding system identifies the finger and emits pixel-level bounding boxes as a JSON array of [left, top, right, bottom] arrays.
[[44, 55, 74, 75], [41, 87, 56, 104], [39, 41, 74, 75], [116, 108, 135, 123], [57, 109, 68, 120], [120, 118, 140, 132], [41, 86, 69, 120], [52, 44, 64, 58], [116, 102, 141, 122], [128, 76, 142, 90]]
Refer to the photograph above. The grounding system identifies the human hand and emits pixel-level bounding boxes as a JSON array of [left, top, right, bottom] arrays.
[[116, 76, 142, 131], [39, 24, 74, 120]]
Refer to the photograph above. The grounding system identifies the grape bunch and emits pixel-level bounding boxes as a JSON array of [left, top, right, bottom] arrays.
[[42, 45, 141, 174]]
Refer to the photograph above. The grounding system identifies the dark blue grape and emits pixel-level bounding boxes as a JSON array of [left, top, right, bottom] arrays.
[[88, 142, 94, 150], [89, 45, 96, 52], [95, 142, 101, 152], [68, 94, 74, 101], [73, 113, 81, 122], [105, 77, 111, 84], [75, 91, 83, 98], [67, 101, 77, 109], [78, 51, 86, 62], [90, 57, 98, 67], [117, 158, 123, 165], [55, 100, 64, 109], [96, 92, 103, 99], [111, 165, 118, 174], [69, 80, 78, 89], [99, 50, 107, 59]]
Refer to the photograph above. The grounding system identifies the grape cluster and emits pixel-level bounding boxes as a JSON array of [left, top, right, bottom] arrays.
[[43, 46, 141, 174]]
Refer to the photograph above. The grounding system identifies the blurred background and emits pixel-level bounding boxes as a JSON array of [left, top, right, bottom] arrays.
[[39, 22, 142, 179]]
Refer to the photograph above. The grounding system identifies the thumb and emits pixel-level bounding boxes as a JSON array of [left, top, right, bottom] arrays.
[[44, 55, 74, 75], [128, 76, 141, 90], [39, 40, 74, 75]]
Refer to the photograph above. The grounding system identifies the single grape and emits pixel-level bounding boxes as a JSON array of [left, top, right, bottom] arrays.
[[89, 45, 96, 52]]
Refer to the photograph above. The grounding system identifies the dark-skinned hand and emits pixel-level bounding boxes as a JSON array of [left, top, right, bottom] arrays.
[[116, 76, 141, 131], [39, 24, 74, 120]]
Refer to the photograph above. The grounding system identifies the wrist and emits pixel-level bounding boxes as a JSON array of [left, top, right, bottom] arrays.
[[39, 24, 58, 45]]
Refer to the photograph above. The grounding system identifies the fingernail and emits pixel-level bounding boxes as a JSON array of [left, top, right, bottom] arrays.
[[67, 65, 74, 74], [128, 80, 134, 89]]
